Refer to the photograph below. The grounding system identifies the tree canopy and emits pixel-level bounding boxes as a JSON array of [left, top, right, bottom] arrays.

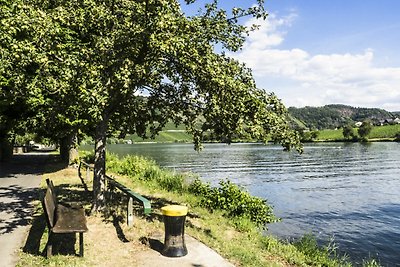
[[1, 0, 302, 210]]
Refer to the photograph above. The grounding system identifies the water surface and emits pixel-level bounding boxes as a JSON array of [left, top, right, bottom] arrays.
[[102, 142, 400, 265]]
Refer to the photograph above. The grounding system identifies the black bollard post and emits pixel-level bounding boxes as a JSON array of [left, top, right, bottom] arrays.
[[161, 205, 188, 257]]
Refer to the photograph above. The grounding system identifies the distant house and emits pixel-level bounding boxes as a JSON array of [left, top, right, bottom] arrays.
[[394, 118, 400, 124], [355, 122, 363, 127], [385, 119, 394, 124]]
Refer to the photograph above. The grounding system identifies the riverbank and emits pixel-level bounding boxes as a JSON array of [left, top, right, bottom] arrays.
[[88, 123, 400, 145], [18, 152, 383, 266]]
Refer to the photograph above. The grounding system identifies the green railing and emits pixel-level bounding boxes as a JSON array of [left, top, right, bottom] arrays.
[[79, 161, 152, 226]]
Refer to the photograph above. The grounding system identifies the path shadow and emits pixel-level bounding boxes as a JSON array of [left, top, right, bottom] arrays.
[[0, 152, 64, 178], [140, 236, 164, 253], [0, 185, 40, 234], [112, 214, 130, 243], [22, 214, 46, 255]]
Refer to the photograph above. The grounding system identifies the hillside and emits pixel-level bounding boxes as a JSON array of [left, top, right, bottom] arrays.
[[288, 104, 395, 130]]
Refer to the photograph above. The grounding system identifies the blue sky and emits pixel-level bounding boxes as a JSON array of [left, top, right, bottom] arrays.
[[180, 1, 400, 111]]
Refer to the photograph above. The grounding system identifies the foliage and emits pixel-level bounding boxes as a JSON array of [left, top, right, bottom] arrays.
[[289, 106, 346, 130], [342, 124, 356, 140], [289, 104, 394, 130], [358, 121, 373, 141], [189, 178, 278, 228], [292, 234, 349, 267], [297, 129, 319, 142], [3, 0, 303, 209]]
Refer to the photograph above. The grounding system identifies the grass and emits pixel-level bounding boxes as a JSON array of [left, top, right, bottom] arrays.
[[315, 124, 400, 142], [18, 153, 381, 266]]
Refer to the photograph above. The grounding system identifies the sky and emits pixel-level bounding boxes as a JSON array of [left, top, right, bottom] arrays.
[[181, 1, 400, 111]]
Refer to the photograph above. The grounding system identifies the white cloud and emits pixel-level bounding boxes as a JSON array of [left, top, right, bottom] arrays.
[[231, 13, 400, 111]]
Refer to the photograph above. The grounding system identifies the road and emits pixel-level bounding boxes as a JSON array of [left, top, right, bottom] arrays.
[[0, 153, 51, 267]]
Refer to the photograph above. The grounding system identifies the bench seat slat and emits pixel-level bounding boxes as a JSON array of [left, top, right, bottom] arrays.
[[53, 204, 88, 233]]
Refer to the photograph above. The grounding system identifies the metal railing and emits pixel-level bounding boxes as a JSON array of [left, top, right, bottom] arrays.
[[79, 161, 152, 226]]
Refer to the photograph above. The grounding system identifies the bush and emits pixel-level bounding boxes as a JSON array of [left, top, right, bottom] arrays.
[[189, 179, 279, 228], [293, 234, 349, 267], [358, 121, 373, 140]]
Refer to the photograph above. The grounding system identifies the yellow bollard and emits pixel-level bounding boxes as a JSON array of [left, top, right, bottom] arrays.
[[161, 205, 188, 257]]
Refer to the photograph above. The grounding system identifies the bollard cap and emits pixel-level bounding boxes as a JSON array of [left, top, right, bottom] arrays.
[[161, 205, 188, 217]]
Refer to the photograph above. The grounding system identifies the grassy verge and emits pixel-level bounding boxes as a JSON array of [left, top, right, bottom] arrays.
[[315, 124, 400, 142], [18, 153, 380, 266]]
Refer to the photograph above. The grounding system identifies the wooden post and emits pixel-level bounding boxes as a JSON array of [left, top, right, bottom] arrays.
[[127, 197, 134, 226]]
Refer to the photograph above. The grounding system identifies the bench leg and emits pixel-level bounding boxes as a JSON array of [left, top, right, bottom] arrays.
[[46, 232, 53, 258], [79, 233, 84, 257]]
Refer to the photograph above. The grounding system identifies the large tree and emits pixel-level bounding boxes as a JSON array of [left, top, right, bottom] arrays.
[[3, 0, 302, 211], [0, 0, 44, 161], [1, 0, 93, 163]]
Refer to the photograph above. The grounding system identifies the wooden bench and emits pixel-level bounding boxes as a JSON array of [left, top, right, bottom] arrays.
[[42, 179, 88, 257]]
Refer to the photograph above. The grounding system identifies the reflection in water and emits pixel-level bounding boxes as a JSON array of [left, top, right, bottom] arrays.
[[100, 142, 400, 265]]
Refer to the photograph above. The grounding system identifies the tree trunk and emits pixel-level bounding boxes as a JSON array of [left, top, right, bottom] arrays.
[[59, 133, 79, 165], [92, 119, 108, 212], [0, 136, 13, 162]]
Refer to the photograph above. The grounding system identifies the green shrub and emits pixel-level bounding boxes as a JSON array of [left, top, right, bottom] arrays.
[[79, 150, 95, 163], [293, 234, 349, 267], [156, 173, 185, 193], [189, 179, 278, 228]]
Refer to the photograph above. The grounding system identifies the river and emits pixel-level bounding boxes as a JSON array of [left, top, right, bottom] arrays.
[[100, 142, 400, 266]]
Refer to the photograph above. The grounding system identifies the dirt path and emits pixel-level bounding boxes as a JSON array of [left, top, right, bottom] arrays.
[[0, 153, 53, 267]]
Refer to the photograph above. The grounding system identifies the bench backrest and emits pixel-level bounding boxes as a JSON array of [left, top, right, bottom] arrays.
[[43, 186, 56, 229], [46, 179, 58, 205]]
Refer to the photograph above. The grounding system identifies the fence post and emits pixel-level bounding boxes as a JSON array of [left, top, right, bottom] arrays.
[[127, 197, 134, 226]]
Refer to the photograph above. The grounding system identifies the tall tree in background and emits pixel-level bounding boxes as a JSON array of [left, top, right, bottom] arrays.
[[1, 0, 93, 163], [358, 121, 373, 141], [0, 0, 44, 161], [342, 124, 355, 140], [2, 0, 302, 211]]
